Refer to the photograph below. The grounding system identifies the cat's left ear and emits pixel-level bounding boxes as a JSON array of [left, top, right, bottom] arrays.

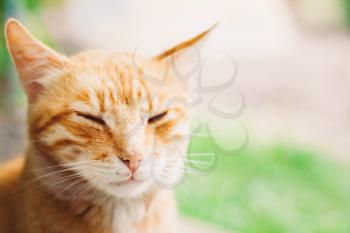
[[154, 23, 217, 79], [5, 19, 67, 102]]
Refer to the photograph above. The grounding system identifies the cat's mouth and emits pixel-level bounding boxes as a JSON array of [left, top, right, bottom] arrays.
[[109, 178, 143, 187]]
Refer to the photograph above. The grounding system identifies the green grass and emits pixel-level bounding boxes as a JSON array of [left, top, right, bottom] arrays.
[[176, 137, 350, 233], [343, 0, 350, 26]]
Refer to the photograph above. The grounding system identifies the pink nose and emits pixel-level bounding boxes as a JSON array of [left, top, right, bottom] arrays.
[[121, 158, 141, 172]]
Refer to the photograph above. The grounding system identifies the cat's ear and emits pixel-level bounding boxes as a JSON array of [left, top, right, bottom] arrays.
[[154, 23, 217, 79], [5, 19, 67, 102]]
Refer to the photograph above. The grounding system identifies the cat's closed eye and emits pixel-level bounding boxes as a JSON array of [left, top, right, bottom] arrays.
[[148, 111, 168, 124], [76, 112, 106, 125]]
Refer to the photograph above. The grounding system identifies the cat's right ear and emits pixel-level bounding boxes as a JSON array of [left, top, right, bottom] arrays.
[[153, 23, 217, 84], [5, 19, 67, 102]]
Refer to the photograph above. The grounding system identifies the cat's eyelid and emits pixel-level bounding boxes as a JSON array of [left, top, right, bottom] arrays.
[[75, 112, 105, 125], [148, 110, 168, 124]]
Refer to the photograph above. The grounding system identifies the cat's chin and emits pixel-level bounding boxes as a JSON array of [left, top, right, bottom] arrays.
[[104, 179, 151, 198]]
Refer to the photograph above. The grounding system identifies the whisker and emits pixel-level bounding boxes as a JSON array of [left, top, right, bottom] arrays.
[[187, 153, 215, 156], [21, 167, 86, 191], [59, 178, 85, 196], [160, 167, 202, 175], [33, 160, 96, 172], [181, 179, 192, 194], [162, 158, 213, 166], [24, 163, 98, 190], [184, 160, 212, 165], [32, 164, 89, 174], [17, 173, 83, 199], [190, 133, 208, 137]]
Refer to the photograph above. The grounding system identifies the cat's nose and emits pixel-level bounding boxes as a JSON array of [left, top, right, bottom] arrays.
[[121, 158, 141, 173]]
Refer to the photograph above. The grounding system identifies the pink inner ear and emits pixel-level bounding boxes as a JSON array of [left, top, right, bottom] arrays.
[[5, 19, 66, 102], [26, 81, 45, 102], [16, 55, 54, 102], [12, 45, 65, 102]]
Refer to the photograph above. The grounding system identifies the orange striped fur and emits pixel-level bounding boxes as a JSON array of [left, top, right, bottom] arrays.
[[0, 19, 214, 233]]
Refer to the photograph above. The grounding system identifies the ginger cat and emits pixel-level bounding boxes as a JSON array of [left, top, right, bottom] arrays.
[[0, 19, 214, 233]]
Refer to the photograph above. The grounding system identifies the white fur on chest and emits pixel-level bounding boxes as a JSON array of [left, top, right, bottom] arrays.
[[112, 199, 146, 233]]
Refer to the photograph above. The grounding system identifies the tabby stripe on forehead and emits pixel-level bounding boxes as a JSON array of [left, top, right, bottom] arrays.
[[118, 68, 126, 91], [53, 139, 84, 147], [127, 74, 134, 106], [108, 89, 116, 105], [139, 78, 153, 112], [96, 91, 106, 112], [76, 90, 90, 103], [33, 111, 72, 134], [62, 119, 115, 143]]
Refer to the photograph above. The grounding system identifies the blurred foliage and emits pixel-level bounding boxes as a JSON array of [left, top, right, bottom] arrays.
[[0, 0, 8, 80], [0, 0, 63, 109], [177, 138, 350, 233], [342, 0, 350, 26], [1, 0, 42, 79]]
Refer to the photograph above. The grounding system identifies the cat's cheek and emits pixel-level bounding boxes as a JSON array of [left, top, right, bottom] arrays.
[[77, 169, 113, 196], [56, 146, 85, 161], [155, 155, 186, 188]]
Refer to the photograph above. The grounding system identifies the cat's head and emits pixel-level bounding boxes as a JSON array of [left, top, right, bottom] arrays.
[[5, 19, 214, 199]]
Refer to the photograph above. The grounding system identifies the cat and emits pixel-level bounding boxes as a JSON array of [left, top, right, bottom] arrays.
[[0, 19, 215, 233]]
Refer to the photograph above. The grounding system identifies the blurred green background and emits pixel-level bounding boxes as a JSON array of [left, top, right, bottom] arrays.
[[179, 136, 350, 233], [1, 0, 350, 233]]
